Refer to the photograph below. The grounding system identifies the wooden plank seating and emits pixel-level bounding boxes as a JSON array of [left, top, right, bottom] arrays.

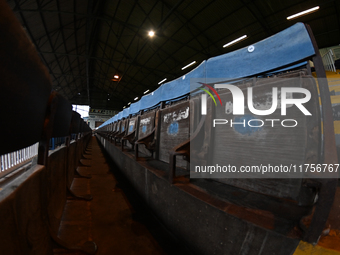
[[190, 24, 337, 244], [192, 70, 319, 199], [121, 115, 139, 151], [169, 97, 202, 183], [68, 111, 82, 184], [135, 109, 158, 159], [0, 1, 97, 252], [46, 92, 73, 235], [95, 22, 338, 245], [39, 93, 96, 254], [0, 2, 53, 253], [158, 100, 190, 169], [67, 112, 93, 192], [114, 119, 127, 145], [108, 121, 118, 142], [108, 123, 114, 139]]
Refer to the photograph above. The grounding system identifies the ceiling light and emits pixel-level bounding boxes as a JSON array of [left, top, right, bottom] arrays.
[[182, 61, 196, 70], [148, 30, 155, 37], [108, 98, 110, 100], [287, 6, 319, 20], [128, 102, 131, 105], [144, 89, 149, 94], [158, 78, 167, 85], [223, 35, 247, 48], [114, 75, 119, 79], [134, 97, 138, 101], [78, 92, 81, 95], [123, 106, 126, 109]]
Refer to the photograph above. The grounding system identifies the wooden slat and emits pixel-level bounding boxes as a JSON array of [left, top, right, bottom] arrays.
[[209, 73, 320, 201], [127, 117, 137, 135], [137, 110, 156, 156], [159, 101, 190, 167]]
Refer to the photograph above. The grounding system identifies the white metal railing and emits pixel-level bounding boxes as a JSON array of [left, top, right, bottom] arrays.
[[322, 49, 336, 72], [332, 46, 340, 60], [0, 142, 39, 179]]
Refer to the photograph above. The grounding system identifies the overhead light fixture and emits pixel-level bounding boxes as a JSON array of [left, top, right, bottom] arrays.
[[123, 106, 126, 109], [182, 61, 196, 70], [148, 30, 155, 37], [78, 92, 81, 95], [108, 98, 110, 101], [287, 6, 319, 20], [144, 89, 149, 94], [128, 102, 131, 105], [223, 35, 247, 48], [134, 97, 139, 101], [158, 78, 167, 85], [111, 74, 121, 82]]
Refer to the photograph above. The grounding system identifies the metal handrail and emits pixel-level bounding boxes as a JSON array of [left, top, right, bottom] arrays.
[[321, 49, 336, 72]]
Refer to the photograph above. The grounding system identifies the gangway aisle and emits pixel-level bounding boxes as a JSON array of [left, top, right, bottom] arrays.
[[53, 137, 168, 255]]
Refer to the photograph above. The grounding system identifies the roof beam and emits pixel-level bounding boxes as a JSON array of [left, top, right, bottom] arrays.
[[13, 0, 65, 94]]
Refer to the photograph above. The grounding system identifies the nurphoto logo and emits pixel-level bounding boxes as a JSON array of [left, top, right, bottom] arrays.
[[199, 82, 312, 128]]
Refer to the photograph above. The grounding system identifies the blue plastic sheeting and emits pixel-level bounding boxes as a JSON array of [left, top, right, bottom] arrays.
[[205, 23, 315, 82], [159, 61, 206, 102], [117, 111, 123, 120], [139, 88, 162, 110], [122, 108, 130, 118], [101, 23, 315, 128], [129, 101, 141, 115]]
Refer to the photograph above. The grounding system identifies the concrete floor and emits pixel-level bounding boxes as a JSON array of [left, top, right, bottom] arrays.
[[53, 134, 340, 255], [53, 137, 169, 255]]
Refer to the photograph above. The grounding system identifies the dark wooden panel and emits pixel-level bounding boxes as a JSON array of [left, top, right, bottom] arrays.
[[116, 121, 121, 132], [47, 147, 67, 234], [159, 100, 190, 167], [51, 93, 73, 138], [210, 73, 320, 200], [138, 110, 156, 156], [138, 110, 156, 139], [125, 116, 138, 148], [67, 141, 77, 188], [0, 1, 52, 155], [127, 117, 137, 135], [70, 112, 81, 134], [120, 119, 127, 134]]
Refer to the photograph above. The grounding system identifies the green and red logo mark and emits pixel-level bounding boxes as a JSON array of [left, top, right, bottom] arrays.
[[198, 82, 222, 106]]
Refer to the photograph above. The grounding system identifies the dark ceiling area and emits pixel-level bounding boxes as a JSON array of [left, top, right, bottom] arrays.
[[7, 0, 340, 111]]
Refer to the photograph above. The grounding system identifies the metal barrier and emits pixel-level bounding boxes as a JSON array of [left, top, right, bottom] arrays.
[[322, 49, 336, 72], [0, 142, 38, 178]]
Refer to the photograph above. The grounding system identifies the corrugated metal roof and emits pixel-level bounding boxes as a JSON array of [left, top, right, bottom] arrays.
[[6, 0, 340, 110]]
